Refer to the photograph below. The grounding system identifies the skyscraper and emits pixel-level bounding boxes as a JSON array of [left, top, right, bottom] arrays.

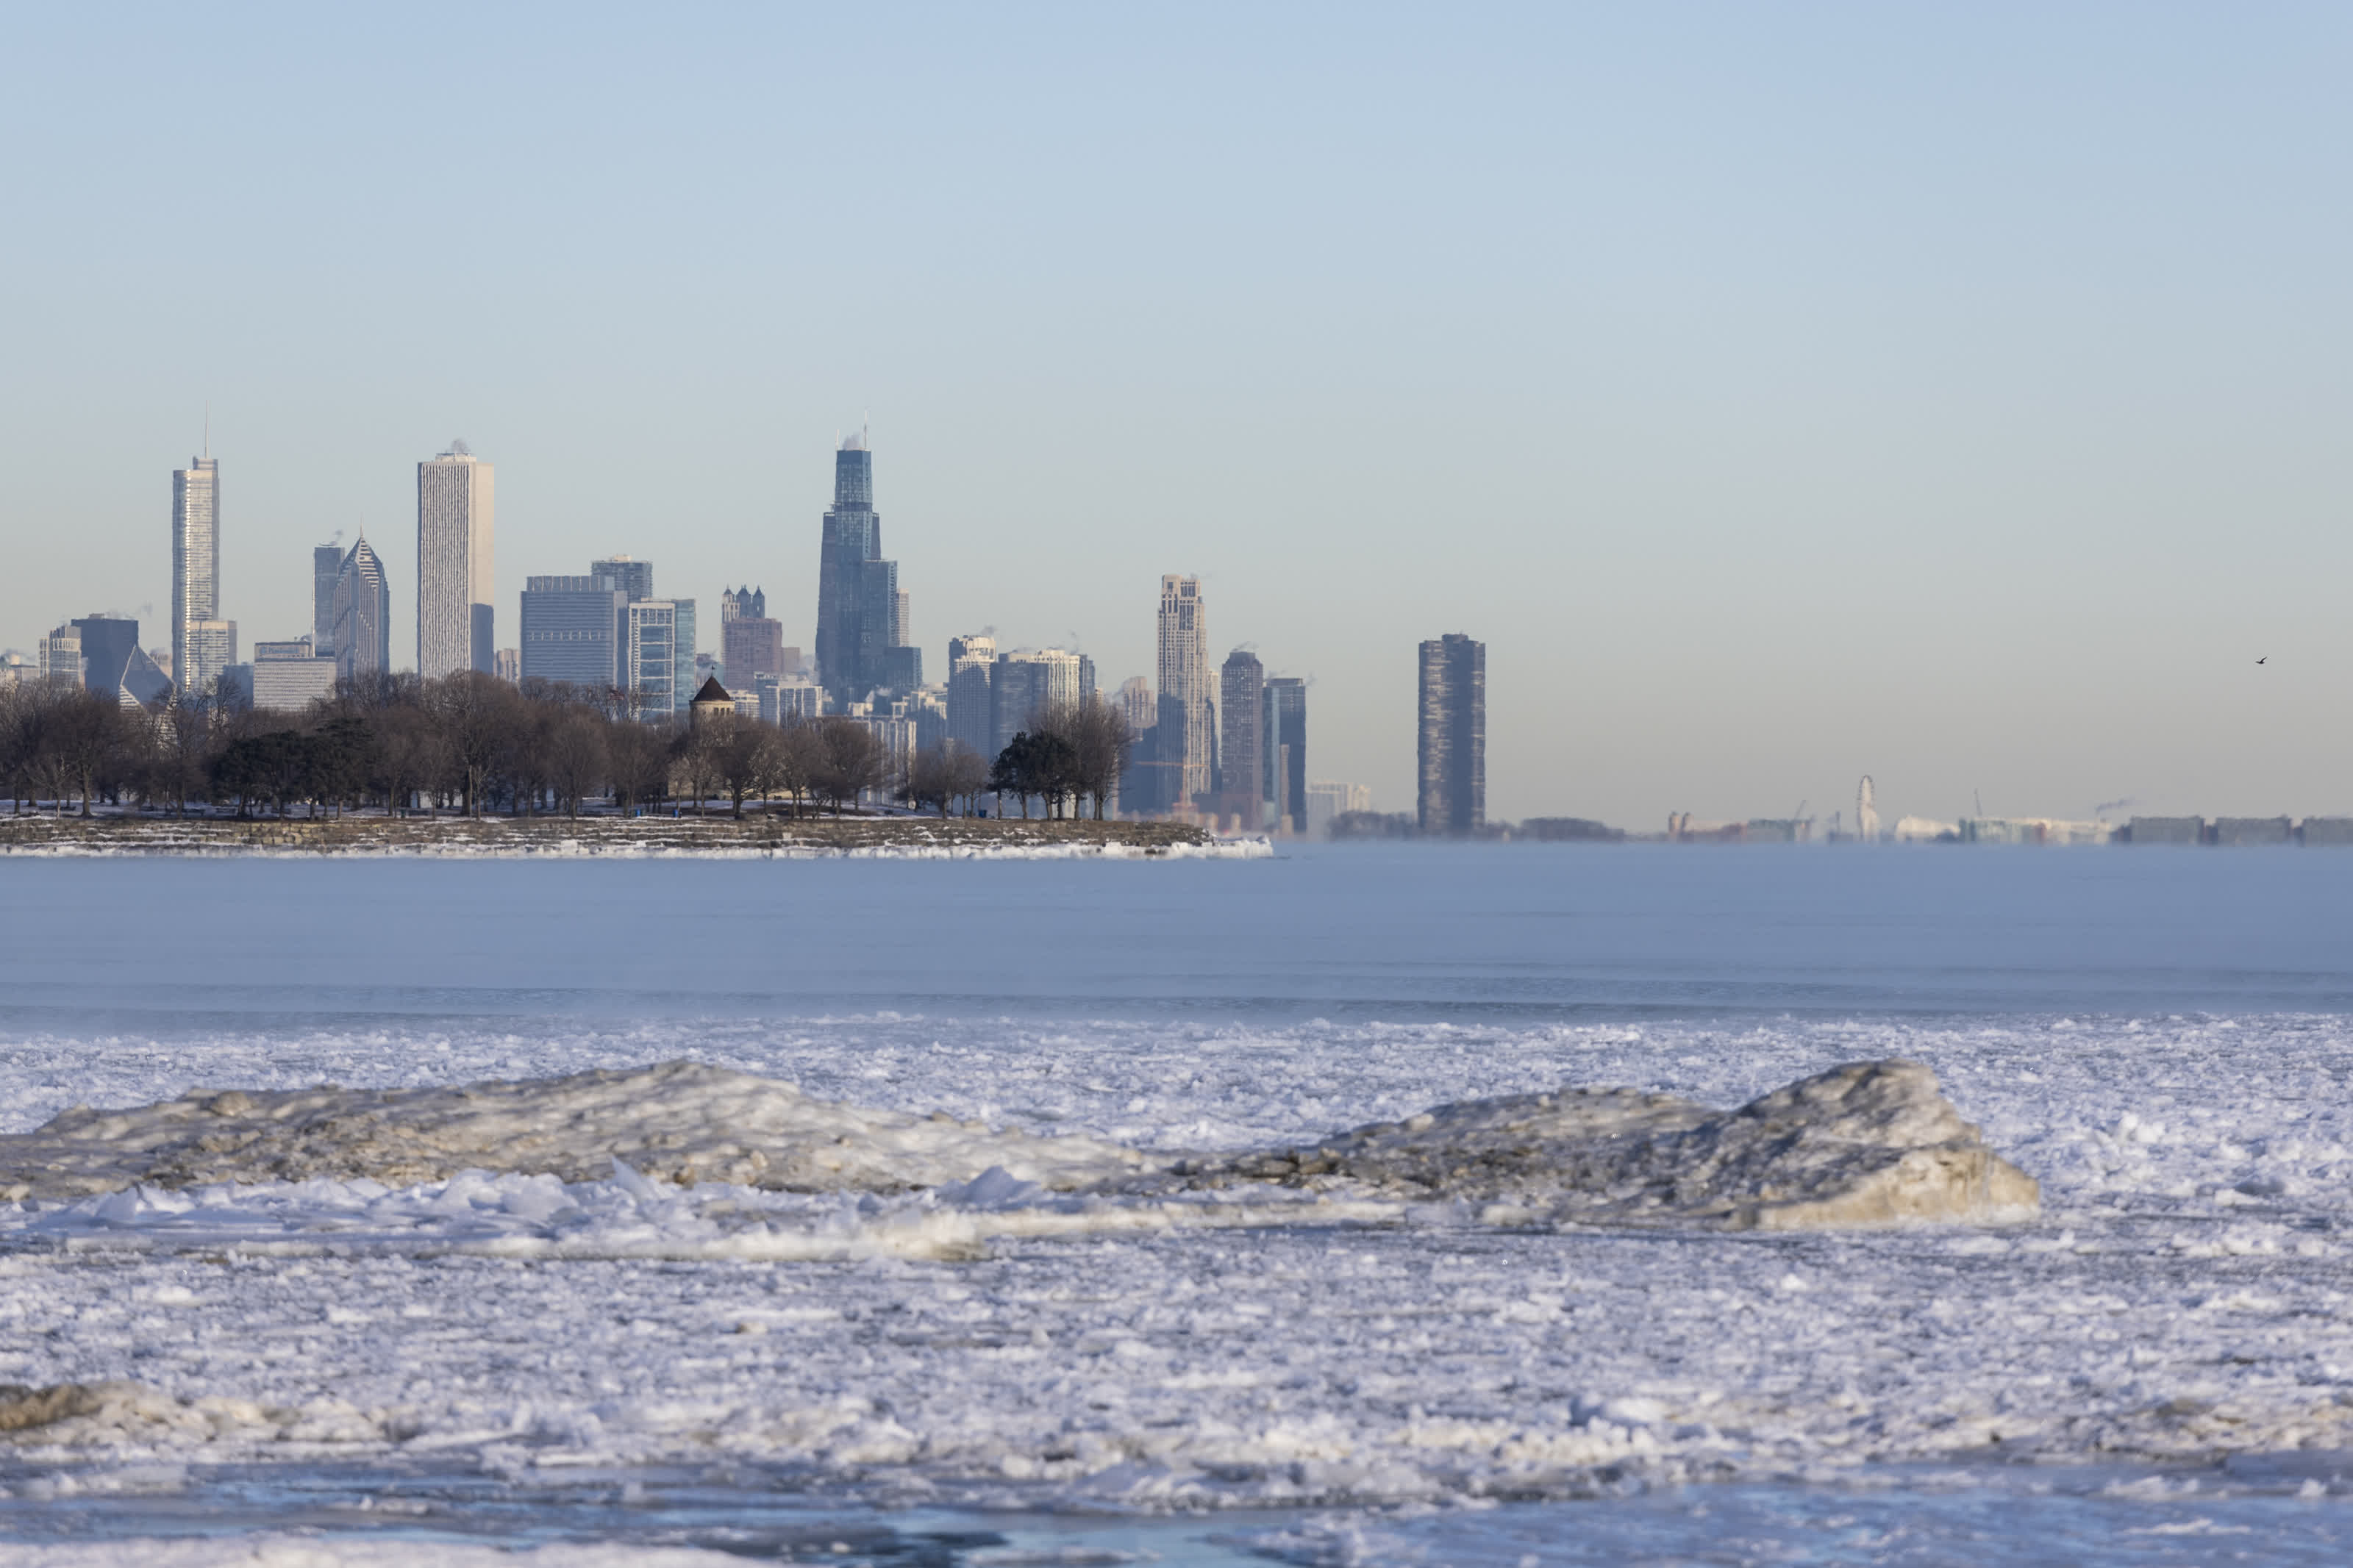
[[39, 625, 82, 688], [328, 537, 392, 683], [1218, 649, 1264, 830], [417, 441, 495, 679], [1263, 676, 1307, 834], [988, 648, 1084, 760], [520, 575, 627, 689], [624, 598, 697, 718], [814, 430, 918, 704], [946, 634, 996, 757], [313, 543, 345, 651], [590, 556, 654, 604], [719, 586, 784, 688], [1416, 634, 1485, 834], [1117, 676, 1154, 736], [172, 451, 235, 697], [1156, 576, 1213, 808]]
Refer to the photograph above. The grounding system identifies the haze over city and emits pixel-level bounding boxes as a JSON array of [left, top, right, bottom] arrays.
[[4, 4, 2348, 826]]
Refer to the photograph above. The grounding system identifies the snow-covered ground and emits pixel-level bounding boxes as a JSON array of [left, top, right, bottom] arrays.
[[1, 848, 2351, 1561]]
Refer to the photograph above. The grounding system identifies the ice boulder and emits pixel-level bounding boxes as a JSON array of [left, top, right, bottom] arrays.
[[0, 1061, 1151, 1200], [1212, 1059, 2038, 1228]]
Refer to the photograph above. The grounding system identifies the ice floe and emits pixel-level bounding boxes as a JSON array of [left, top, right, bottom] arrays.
[[0, 1058, 2029, 1231]]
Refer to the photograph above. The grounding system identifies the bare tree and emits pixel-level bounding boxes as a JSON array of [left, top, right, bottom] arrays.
[[422, 673, 516, 817], [695, 713, 784, 818], [771, 719, 820, 818], [1035, 696, 1132, 820], [543, 709, 609, 817], [606, 717, 676, 814], [371, 704, 446, 816], [903, 743, 959, 816], [144, 692, 215, 817], [0, 682, 63, 813], [810, 717, 885, 815], [47, 690, 126, 817]]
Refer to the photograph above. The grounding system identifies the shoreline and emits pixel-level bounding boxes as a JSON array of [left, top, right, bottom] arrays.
[[0, 813, 1251, 859]]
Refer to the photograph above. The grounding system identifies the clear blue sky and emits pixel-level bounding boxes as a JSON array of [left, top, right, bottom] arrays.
[[4, 3, 2347, 826]]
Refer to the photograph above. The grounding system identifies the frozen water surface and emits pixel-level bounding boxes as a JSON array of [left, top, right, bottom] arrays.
[[2, 842, 2352, 1563]]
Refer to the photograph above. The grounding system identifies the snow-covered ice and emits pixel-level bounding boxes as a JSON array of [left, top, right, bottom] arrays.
[[1, 846, 2352, 1560], [0, 1054, 2035, 1229]]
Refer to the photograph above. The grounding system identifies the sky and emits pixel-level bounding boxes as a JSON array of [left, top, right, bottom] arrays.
[[2, 3, 2347, 828]]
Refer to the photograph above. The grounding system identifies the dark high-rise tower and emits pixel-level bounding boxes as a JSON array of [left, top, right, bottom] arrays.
[[1218, 649, 1264, 830], [1416, 634, 1485, 834], [814, 429, 917, 704], [1263, 676, 1307, 834]]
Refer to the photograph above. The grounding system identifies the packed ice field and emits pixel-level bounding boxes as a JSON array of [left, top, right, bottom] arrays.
[[4, 1010, 2353, 1509], [4, 846, 2352, 1563]]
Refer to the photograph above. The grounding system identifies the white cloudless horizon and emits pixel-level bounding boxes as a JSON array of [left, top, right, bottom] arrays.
[[2, 3, 2347, 827]]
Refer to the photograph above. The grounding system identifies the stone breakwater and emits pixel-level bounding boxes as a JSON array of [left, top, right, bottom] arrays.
[[0, 814, 1221, 858]]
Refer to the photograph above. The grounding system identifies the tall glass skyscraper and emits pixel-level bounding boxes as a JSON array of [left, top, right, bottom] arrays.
[[1262, 676, 1307, 834], [1416, 634, 1485, 834], [813, 430, 918, 706], [173, 452, 235, 698], [328, 537, 393, 682], [313, 543, 346, 651], [624, 598, 698, 718]]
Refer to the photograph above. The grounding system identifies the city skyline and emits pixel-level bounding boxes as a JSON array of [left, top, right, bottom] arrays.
[[6, 9, 2349, 825]]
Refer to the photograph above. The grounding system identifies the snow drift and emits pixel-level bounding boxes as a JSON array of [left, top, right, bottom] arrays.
[[0, 1058, 2031, 1229]]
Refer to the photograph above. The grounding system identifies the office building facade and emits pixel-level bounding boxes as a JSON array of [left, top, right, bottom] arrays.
[[1416, 633, 1485, 834], [813, 432, 920, 704], [721, 588, 785, 687], [1305, 780, 1371, 840], [520, 575, 630, 690], [326, 537, 392, 683], [590, 556, 654, 604], [624, 598, 698, 718], [313, 544, 344, 650], [989, 648, 1083, 760], [1217, 650, 1263, 829], [1263, 676, 1307, 834], [1156, 576, 1213, 809], [417, 441, 495, 678], [251, 637, 338, 711], [39, 626, 82, 688], [946, 634, 996, 758], [172, 454, 235, 697]]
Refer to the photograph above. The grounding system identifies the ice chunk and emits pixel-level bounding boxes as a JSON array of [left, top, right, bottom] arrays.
[[0, 1061, 1152, 1201], [1207, 1059, 2040, 1228]]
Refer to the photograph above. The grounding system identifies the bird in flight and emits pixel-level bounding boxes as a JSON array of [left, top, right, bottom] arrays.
[[2257, 656, 2268, 665]]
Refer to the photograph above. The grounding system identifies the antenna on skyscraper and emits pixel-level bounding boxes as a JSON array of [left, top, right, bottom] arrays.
[[203, 401, 210, 459]]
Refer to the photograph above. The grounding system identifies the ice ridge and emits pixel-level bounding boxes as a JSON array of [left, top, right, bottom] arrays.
[[0, 1058, 2032, 1229], [1203, 1058, 2040, 1228]]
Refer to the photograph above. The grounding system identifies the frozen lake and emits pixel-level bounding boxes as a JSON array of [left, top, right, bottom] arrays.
[[3, 843, 2352, 1564]]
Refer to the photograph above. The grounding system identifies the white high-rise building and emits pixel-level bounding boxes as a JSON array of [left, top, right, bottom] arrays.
[[172, 453, 235, 696], [1856, 776, 1880, 843], [1306, 780, 1373, 840], [417, 441, 495, 679], [1157, 575, 1213, 806], [39, 625, 83, 688]]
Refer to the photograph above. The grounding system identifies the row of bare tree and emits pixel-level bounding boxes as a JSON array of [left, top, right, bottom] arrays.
[[0, 672, 1134, 821]]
